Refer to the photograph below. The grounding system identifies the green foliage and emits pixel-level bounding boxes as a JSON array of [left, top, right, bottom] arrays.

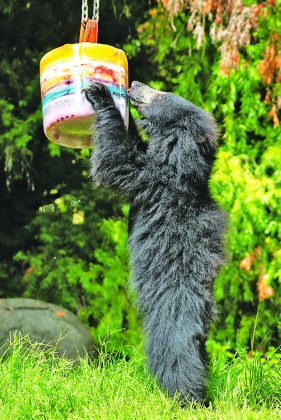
[[0, 0, 280, 356], [14, 189, 141, 354], [0, 0, 151, 352], [126, 2, 281, 349]]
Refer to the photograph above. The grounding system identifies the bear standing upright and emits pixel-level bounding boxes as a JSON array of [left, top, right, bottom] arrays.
[[85, 81, 227, 403]]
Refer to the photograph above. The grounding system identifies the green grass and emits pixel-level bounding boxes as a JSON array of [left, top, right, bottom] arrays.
[[0, 338, 280, 419]]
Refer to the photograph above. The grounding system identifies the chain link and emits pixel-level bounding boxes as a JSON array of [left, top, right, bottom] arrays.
[[81, 0, 88, 22], [92, 0, 100, 22], [81, 1, 100, 22]]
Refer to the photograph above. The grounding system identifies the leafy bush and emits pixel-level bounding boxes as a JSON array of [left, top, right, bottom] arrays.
[[0, 0, 152, 355], [1, 1, 280, 355], [14, 186, 142, 355], [124, 1, 281, 349]]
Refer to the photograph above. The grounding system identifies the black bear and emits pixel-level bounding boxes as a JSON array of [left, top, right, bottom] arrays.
[[85, 81, 227, 403]]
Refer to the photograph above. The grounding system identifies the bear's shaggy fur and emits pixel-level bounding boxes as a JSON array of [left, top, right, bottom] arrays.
[[85, 81, 227, 403]]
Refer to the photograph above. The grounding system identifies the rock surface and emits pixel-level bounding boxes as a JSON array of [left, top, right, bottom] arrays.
[[0, 298, 94, 361]]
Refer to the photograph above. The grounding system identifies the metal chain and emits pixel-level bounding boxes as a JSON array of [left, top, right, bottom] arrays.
[[81, 0, 100, 22], [92, 0, 100, 22], [81, 0, 88, 22]]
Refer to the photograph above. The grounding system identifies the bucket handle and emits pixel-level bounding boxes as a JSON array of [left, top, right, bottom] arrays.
[[79, 18, 98, 43]]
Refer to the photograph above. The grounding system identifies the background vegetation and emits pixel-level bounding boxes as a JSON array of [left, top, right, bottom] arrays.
[[0, 0, 280, 357]]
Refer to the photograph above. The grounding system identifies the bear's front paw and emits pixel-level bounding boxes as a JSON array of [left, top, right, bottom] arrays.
[[83, 82, 113, 108]]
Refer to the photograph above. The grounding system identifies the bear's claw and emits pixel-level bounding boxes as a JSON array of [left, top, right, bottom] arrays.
[[83, 82, 111, 106]]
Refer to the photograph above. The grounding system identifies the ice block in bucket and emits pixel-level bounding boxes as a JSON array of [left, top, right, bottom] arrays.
[[40, 43, 129, 148]]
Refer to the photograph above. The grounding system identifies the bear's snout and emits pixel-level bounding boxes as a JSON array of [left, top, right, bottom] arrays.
[[131, 81, 144, 89], [128, 81, 148, 106], [128, 81, 166, 110]]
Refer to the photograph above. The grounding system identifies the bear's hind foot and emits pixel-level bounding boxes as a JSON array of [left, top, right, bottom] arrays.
[[177, 392, 211, 409]]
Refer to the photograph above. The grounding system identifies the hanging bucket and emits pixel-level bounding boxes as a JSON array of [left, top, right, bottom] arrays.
[[39, 2, 129, 148], [40, 44, 128, 148]]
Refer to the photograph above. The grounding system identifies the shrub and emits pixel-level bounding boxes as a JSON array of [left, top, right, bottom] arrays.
[[14, 187, 142, 355]]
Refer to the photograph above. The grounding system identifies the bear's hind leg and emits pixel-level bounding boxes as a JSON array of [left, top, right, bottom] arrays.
[[143, 284, 214, 404]]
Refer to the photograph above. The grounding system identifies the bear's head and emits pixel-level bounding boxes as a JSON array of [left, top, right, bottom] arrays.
[[128, 81, 218, 183]]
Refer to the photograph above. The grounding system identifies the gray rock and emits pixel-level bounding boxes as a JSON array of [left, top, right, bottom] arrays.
[[0, 298, 95, 362]]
